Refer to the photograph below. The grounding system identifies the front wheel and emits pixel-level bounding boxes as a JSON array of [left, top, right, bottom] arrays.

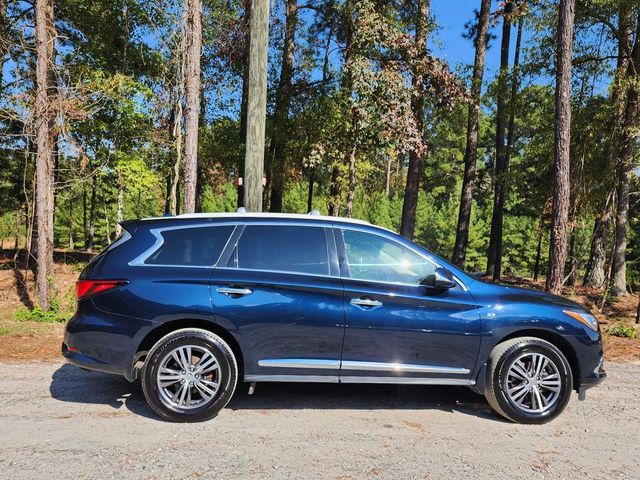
[[485, 337, 573, 424], [141, 328, 238, 422]]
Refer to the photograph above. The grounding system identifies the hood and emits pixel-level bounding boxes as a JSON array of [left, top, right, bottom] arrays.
[[482, 282, 586, 311]]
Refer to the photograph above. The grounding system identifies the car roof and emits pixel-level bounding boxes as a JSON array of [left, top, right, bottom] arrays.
[[140, 211, 372, 227]]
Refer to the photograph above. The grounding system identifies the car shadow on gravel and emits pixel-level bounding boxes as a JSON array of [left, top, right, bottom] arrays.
[[50, 364, 504, 422]]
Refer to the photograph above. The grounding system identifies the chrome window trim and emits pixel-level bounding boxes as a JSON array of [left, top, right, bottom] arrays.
[[340, 360, 470, 375], [106, 230, 132, 251], [258, 359, 340, 370], [128, 223, 238, 268], [127, 219, 468, 291], [336, 226, 469, 292]]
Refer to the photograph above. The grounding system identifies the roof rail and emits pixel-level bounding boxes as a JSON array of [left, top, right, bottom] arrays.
[[236, 207, 246, 213], [309, 209, 320, 216]]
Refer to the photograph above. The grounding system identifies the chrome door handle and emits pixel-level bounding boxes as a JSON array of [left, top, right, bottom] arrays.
[[218, 286, 253, 296], [350, 298, 383, 308]]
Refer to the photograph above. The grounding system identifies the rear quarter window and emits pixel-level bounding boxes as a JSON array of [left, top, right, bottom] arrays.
[[145, 225, 234, 267]]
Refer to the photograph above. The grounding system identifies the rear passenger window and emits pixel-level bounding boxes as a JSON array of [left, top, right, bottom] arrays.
[[145, 226, 234, 266], [235, 225, 330, 275]]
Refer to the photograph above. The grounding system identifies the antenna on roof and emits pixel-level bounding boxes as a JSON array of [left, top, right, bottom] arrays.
[[309, 209, 320, 216], [237, 207, 246, 214]]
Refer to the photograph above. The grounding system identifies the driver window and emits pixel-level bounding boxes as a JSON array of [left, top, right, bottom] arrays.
[[341, 230, 436, 285]]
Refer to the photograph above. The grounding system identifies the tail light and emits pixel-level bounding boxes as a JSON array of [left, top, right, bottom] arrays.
[[76, 280, 127, 299]]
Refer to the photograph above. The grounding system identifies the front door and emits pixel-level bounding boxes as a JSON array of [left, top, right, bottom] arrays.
[[336, 227, 481, 384], [210, 223, 345, 382]]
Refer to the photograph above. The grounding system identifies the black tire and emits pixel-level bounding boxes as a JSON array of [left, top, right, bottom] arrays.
[[141, 328, 238, 422], [485, 337, 572, 424]]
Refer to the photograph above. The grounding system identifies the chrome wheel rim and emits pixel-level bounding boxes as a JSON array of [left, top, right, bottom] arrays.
[[156, 345, 221, 411], [505, 352, 561, 414]]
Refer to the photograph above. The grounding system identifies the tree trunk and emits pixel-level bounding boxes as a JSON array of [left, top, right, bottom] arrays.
[[546, 0, 576, 295], [268, 0, 296, 212], [237, 0, 251, 208], [583, 192, 613, 288], [567, 226, 577, 286], [34, 0, 54, 310], [183, 0, 202, 214], [85, 174, 97, 253], [585, 9, 632, 289], [329, 0, 355, 217], [533, 220, 544, 282], [636, 294, 639, 324], [611, 10, 640, 296], [243, 0, 270, 212], [345, 143, 357, 217], [400, 0, 430, 240], [307, 169, 314, 213], [486, 1, 513, 277], [611, 16, 640, 297], [452, 0, 491, 267], [0, 0, 8, 89], [115, 185, 124, 237]]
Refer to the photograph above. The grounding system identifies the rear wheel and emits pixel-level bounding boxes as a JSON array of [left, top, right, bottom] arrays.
[[485, 337, 572, 424], [141, 328, 237, 422]]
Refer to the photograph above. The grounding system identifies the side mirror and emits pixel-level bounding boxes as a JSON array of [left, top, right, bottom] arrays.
[[421, 267, 456, 290]]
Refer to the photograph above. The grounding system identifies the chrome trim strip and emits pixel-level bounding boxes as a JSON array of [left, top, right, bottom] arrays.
[[339, 376, 475, 386], [245, 375, 339, 383], [340, 360, 470, 375], [258, 358, 340, 370]]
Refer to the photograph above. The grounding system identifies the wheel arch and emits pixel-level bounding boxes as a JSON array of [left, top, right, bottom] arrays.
[[130, 319, 245, 382], [491, 329, 580, 390]]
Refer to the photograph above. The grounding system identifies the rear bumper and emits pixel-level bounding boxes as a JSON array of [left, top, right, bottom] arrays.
[[62, 299, 157, 380], [61, 342, 125, 376]]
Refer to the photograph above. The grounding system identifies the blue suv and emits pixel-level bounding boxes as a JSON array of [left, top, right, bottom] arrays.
[[63, 212, 605, 423]]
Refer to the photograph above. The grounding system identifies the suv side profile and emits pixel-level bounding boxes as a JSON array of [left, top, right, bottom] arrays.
[[63, 213, 605, 423]]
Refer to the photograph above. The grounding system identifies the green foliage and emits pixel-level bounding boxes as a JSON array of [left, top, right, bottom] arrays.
[[15, 298, 68, 324], [606, 324, 638, 339]]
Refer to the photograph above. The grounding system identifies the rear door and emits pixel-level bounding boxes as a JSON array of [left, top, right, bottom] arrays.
[[210, 222, 346, 382]]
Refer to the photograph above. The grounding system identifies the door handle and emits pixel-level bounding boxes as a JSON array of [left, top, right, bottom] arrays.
[[350, 297, 383, 309], [218, 286, 253, 296]]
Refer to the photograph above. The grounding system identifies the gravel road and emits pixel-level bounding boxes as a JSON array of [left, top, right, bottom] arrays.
[[0, 360, 638, 480]]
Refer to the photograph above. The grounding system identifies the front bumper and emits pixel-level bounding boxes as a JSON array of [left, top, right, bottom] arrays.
[[577, 355, 606, 400]]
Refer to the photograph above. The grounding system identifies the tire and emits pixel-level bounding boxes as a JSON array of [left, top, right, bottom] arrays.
[[141, 328, 238, 422], [485, 337, 572, 424]]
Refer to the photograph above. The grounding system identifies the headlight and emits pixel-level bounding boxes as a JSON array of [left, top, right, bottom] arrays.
[[563, 310, 599, 331]]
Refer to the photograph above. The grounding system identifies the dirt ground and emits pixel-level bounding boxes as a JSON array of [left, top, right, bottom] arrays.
[[0, 360, 637, 480]]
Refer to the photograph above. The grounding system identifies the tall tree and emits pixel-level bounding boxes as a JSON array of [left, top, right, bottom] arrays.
[[183, 0, 203, 213], [584, 6, 633, 289], [243, 0, 270, 212], [268, 0, 297, 212], [486, 0, 513, 278], [34, 0, 55, 309], [452, 0, 491, 266], [328, 0, 354, 217], [611, 10, 640, 297], [546, 0, 576, 295], [399, 0, 430, 240]]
